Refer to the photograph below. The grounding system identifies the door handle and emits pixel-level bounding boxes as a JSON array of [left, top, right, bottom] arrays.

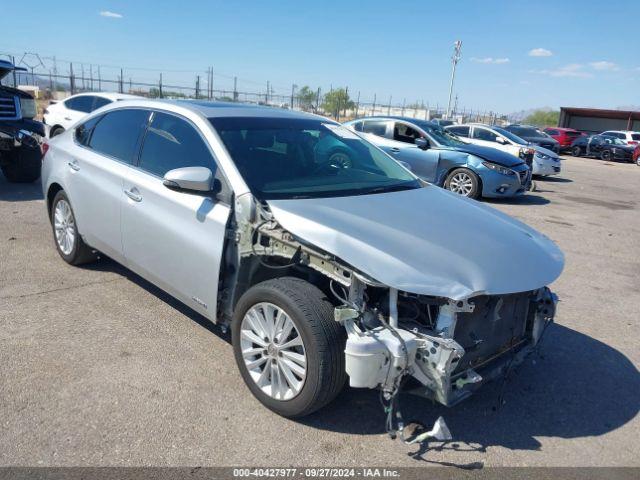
[[68, 161, 80, 171], [390, 148, 400, 153], [124, 188, 142, 202], [64, 117, 72, 121]]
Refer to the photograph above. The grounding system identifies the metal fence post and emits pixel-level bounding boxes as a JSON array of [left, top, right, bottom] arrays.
[[372, 94, 376, 116], [70, 62, 75, 95], [315, 87, 321, 112], [159, 73, 163, 98], [355, 91, 360, 118], [119, 68, 123, 94], [233, 76, 238, 101], [387, 95, 392, 115]]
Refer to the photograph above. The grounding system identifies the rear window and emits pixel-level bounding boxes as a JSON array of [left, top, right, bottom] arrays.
[[65, 96, 94, 113], [88, 109, 149, 164], [631, 134, 640, 141]]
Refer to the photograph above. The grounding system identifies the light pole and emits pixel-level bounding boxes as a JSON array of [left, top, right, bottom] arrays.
[[446, 40, 462, 120]]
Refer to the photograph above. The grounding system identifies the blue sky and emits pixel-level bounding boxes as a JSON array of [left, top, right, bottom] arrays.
[[2, 0, 638, 113]]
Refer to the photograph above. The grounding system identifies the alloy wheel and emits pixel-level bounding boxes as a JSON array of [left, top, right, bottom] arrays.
[[53, 199, 75, 255], [448, 172, 474, 196], [240, 302, 307, 401]]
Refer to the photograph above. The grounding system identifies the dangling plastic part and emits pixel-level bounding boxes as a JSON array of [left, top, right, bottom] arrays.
[[403, 416, 453, 445]]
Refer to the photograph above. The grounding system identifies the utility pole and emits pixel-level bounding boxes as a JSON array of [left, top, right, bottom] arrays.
[[372, 93, 376, 116], [446, 40, 462, 120], [233, 76, 238, 101], [266, 81, 269, 103], [290, 83, 296, 109], [159, 73, 163, 98], [97, 65, 101, 91], [355, 91, 360, 118], [387, 95, 392, 115]]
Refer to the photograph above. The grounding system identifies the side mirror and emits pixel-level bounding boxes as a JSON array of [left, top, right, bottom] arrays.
[[495, 136, 506, 144], [415, 137, 429, 150], [163, 166, 219, 193]]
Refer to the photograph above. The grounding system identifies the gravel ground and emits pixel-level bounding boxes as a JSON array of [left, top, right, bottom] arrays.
[[0, 156, 638, 468]]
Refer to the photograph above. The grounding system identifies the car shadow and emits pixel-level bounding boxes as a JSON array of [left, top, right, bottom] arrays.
[[484, 194, 550, 206], [0, 171, 44, 202], [534, 176, 573, 183], [79, 258, 640, 466], [301, 323, 639, 459], [82, 257, 230, 343]]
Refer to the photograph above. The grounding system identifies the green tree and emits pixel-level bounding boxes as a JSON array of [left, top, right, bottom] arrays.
[[523, 109, 559, 127], [297, 86, 318, 112], [321, 88, 355, 119]]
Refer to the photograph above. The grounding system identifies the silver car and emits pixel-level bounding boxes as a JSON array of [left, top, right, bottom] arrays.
[[42, 100, 563, 430]]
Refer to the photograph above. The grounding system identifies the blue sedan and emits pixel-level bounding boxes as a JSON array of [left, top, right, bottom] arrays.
[[343, 116, 531, 199]]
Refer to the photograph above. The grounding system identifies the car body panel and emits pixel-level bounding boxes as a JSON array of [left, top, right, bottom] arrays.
[[268, 186, 564, 301], [532, 146, 561, 176]]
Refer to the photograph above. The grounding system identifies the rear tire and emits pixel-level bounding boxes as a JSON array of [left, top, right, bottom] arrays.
[[232, 277, 346, 417], [444, 168, 480, 199], [601, 150, 611, 161], [50, 190, 97, 265], [49, 126, 65, 138], [572, 146, 582, 157], [0, 146, 41, 183]]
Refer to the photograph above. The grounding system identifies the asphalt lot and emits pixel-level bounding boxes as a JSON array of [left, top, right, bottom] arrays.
[[1, 156, 639, 468]]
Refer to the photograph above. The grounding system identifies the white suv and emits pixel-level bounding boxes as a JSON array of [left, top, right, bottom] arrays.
[[600, 130, 640, 146], [43, 92, 138, 138]]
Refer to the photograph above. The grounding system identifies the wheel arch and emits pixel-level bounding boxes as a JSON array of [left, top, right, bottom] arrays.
[[46, 182, 64, 214]]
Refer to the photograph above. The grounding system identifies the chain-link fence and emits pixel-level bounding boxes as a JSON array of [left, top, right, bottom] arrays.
[[1, 51, 508, 124]]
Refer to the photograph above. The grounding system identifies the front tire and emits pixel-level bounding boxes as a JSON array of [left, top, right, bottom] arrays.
[[601, 150, 612, 161], [444, 168, 480, 199], [50, 190, 97, 265], [572, 146, 582, 157], [232, 278, 346, 417]]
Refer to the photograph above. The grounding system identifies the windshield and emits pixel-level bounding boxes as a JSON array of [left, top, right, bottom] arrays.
[[210, 117, 420, 200], [410, 120, 467, 147], [493, 126, 528, 145], [510, 126, 545, 138]]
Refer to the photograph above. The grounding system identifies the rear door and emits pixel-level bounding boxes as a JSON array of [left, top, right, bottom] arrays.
[[66, 108, 150, 261], [61, 96, 95, 129], [121, 111, 231, 320]]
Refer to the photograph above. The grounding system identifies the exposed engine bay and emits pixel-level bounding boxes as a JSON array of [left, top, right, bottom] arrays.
[[223, 198, 558, 439]]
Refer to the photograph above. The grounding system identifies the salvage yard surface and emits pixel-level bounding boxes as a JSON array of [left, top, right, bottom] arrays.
[[0, 156, 638, 468]]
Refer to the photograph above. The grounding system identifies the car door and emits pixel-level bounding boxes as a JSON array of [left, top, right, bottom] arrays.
[[61, 96, 94, 129], [387, 121, 440, 182], [121, 110, 231, 320], [66, 108, 150, 262]]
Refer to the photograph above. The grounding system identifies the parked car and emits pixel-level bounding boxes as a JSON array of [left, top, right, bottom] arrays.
[[0, 59, 44, 183], [504, 124, 560, 153], [446, 123, 559, 177], [43, 92, 138, 137], [41, 100, 562, 423], [599, 130, 640, 146], [344, 117, 532, 199], [570, 134, 635, 161], [531, 146, 562, 177], [543, 127, 585, 152]]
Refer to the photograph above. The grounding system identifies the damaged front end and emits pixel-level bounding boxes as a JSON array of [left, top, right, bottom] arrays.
[[338, 278, 557, 408]]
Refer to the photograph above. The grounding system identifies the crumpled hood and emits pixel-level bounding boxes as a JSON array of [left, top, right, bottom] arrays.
[[268, 186, 564, 300], [439, 143, 524, 167]]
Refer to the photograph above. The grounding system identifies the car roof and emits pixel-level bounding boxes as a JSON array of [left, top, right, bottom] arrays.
[[65, 92, 140, 101], [80, 97, 329, 121]]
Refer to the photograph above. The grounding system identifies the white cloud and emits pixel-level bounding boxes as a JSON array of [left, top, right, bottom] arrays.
[[589, 61, 619, 71], [471, 57, 510, 64], [99, 11, 123, 18], [529, 48, 553, 57], [532, 64, 592, 78]]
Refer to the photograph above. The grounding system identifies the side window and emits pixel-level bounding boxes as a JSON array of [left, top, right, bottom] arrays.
[[89, 109, 150, 164], [74, 115, 103, 146], [65, 96, 94, 113], [138, 112, 215, 178], [351, 121, 363, 132], [472, 127, 498, 142], [448, 126, 469, 137], [92, 97, 112, 111], [393, 123, 421, 144], [546, 129, 559, 136], [361, 120, 389, 137]]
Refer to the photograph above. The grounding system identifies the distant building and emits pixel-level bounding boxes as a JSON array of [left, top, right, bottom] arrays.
[[559, 107, 640, 134]]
